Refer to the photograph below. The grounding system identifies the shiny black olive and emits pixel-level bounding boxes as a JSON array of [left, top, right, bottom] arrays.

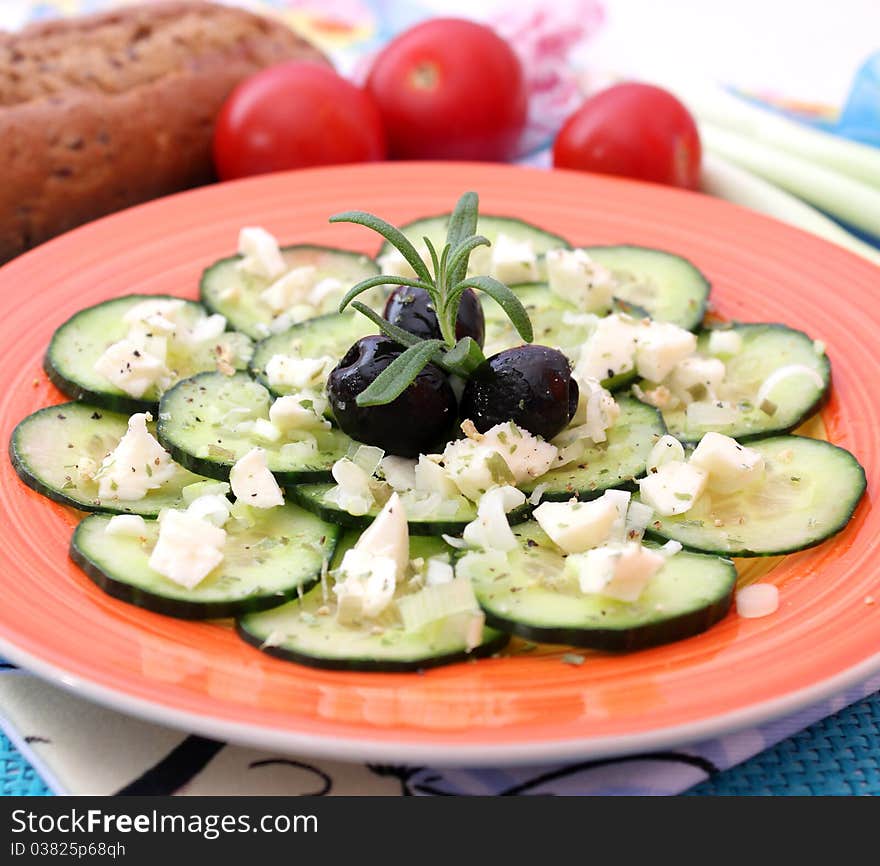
[[327, 335, 458, 458], [459, 345, 579, 440], [383, 286, 485, 347]]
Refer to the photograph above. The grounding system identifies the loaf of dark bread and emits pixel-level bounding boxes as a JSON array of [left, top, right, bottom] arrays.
[[0, 2, 328, 262]]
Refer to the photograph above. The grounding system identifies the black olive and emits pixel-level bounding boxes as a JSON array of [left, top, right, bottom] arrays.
[[383, 286, 485, 347], [327, 335, 458, 457], [459, 345, 579, 440]]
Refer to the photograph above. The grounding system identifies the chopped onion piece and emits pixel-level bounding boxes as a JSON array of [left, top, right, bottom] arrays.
[[397, 578, 479, 634], [348, 444, 385, 477], [528, 483, 548, 507], [736, 584, 779, 619], [624, 501, 654, 543], [755, 364, 825, 408]]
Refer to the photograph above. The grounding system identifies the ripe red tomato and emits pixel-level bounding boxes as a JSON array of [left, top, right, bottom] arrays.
[[366, 18, 528, 161], [553, 83, 702, 190], [213, 62, 386, 180]]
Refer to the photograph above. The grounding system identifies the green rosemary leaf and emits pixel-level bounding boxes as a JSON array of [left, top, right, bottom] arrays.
[[454, 275, 534, 343], [445, 192, 479, 284], [423, 236, 441, 281], [355, 339, 445, 407], [330, 210, 433, 283], [350, 302, 417, 348], [351, 302, 455, 374], [337, 274, 432, 314], [443, 336, 486, 376]]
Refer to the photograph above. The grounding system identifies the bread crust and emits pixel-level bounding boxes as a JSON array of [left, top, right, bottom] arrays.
[[0, 2, 328, 261]]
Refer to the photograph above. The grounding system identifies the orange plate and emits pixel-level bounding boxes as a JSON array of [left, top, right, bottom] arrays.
[[0, 163, 877, 766]]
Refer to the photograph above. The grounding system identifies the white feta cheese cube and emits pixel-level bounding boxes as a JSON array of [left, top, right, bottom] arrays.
[[237, 227, 286, 280], [441, 438, 514, 502], [489, 233, 538, 284], [250, 418, 282, 443], [96, 413, 177, 501], [546, 248, 615, 313], [260, 266, 318, 314], [334, 549, 398, 623], [179, 313, 227, 346], [688, 431, 765, 493], [425, 556, 455, 586], [574, 314, 640, 382], [185, 494, 232, 527], [565, 542, 666, 602], [533, 495, 618, 554], [307, 277, 345, 309], [264, 353, 334, 391], [668, 356, 726, 403], [635, 322, 697, 382], [380, 456, 417, 492], [414, 455, 460, 498], [268, 393, 329, 432], [148, 508, 226, 589], [462, 485, 526, 552], [707, 330, 743, 357], [104, 514, 147, 538], [229, 448, 284, 509], [329, 457, 375, 516], [479, 421, 558, 483], [94, 339, 169, 399], [355, 492, 410, 578], [638, 461, 707, 516]]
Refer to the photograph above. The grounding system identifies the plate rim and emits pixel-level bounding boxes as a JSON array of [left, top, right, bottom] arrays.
[[1, 631, 877, 766]]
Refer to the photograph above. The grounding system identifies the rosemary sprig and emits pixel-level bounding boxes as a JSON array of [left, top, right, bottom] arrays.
[[329, 192, 533, 407]]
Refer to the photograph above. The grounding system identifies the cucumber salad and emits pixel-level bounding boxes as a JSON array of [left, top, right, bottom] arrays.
[[10, 192, 866, 671]]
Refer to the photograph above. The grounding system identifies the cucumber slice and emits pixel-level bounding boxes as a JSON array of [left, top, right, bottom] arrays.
[[251, 312, 375, 398], [644, 323, 831, 442], [483, 284, 594, 357], [45, 294, 253, 414], [381, 214, 570, 281], [237, 533, 508, 671], [582, 246, 710, 330], [520, 397, 665, 501], [466, 522, 736, 651], [288, 484, 532, 536], [71, 505, 339, 619], [157, 372, 352, 483], [9, 402, 208, 516], [644, 436, 866, 556], [289, 483, 477, 535], [200, 245, 379, 339]]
